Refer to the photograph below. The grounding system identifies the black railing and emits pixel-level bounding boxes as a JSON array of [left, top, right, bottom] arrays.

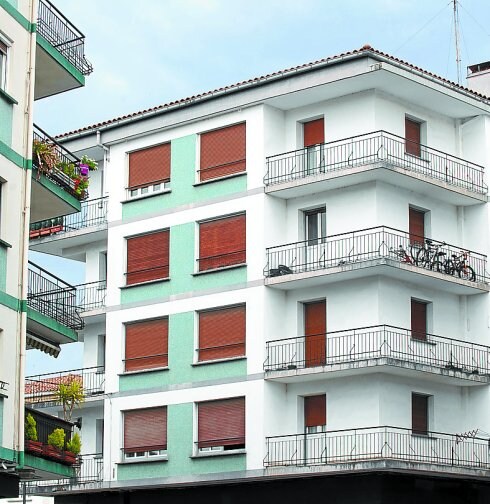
[[25, 407, 73, 447], [264, 325, 490, 377], [25, 366, 105, 404], [265, 426, 490, 469], [265, 226, 487, 284], [30, 197, 108, 238], [37, 0, 93, 75], [265, 131, 487, 194], [0, 380, 8, 392], [27, 261, 84, 330], [33, 124, 88, 201], [76, 280, 107, 312], [24, 453, 103, 494]]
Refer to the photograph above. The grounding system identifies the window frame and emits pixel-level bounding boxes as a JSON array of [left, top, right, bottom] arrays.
[[411, 393, 430, 436], [0, 39, 8, 91], [304, 207, 326, 246]]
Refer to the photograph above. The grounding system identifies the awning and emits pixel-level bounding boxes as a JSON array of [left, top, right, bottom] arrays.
[[26, 333, 60, 357]]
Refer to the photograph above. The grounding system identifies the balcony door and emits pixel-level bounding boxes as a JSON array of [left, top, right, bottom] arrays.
[[303, 207, 326, 271], [304, 394, 327, 464], [304, 300, 326, 367], [303, 118, 324, 175]]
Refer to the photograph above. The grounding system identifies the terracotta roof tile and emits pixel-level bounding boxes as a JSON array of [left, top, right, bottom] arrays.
[[25, 374, 82, 395]]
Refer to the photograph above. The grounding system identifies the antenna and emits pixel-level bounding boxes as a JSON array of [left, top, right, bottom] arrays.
[[453, 0, 462, 84]]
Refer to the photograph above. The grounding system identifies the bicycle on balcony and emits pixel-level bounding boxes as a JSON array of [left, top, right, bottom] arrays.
[[444, 250, 476, 281], [414, 239, 447, 271]]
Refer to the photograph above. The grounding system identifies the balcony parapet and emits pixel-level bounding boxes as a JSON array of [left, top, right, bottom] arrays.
[[37, 0, 93, 76], [265, 426, 490, 472], [265, 226, 488, 289], [28, 261, 84, 330], [76, 281, 107, 312], [265, 325, 490, 383], [265, 131, 487, 196]]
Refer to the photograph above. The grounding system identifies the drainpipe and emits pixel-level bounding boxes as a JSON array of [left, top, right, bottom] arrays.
[[96, 130, 109, 199]]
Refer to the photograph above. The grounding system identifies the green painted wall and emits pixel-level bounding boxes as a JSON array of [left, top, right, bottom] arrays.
[[122, 135, 247, 220], [121, 222, 247, 305], [0, 99, 12, 147], [5, 0, 17, 8], [0, 246, 6, 291], [120, 311, 246, 391], [117, 402, 245, 481], [24, 452, 75, 477]]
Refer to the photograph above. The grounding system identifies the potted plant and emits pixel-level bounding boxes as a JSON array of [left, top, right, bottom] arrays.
[[32, 139, 60, 177], [56, 378, 85, 422], [79, 155, 98, 173], [45, 428, 65, 460], [25, 413, 43, 455], [64, 432, 81, 464]]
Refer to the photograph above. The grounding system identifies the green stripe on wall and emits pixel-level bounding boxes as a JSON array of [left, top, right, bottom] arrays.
[[0, 139, 30, 169], [0, 291, 24, 311], [0, 0, 36, 31]]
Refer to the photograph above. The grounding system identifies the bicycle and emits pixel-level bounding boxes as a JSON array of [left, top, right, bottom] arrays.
[[415, 239, 447, 271], [444, 251, 476, 281]]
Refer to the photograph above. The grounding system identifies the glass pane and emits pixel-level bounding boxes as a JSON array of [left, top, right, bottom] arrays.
[[306, 213, 318, 246]]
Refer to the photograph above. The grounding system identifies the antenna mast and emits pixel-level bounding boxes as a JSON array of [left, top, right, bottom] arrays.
[[453, 0, 462, 84]]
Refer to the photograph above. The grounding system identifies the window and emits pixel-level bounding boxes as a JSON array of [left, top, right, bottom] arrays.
[[304, 394, 326, 434], [126, 229, 169, 285], [412, 393, 429, 435], [97, 334, 106, 367], [123, 407, 167, 459], [405, 117, 421, 157], [128, 143, 171, 198], [411, 299, 427, 341], [124, 318, 168, 372], [198, 305, 245, 362], [199, 123, 246, 182], [304, 300, 326, 367], [304, 208, 326, 246], [197, 397, 245, 452], [303, 118, 324, 174], [95, 418, 104, 454], [409, 207, 425, 247], [0, 40, 7, 90], [198, 214, 246, 271]]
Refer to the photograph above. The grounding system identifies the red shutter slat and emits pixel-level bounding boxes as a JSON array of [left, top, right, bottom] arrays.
[[198, 397, 245, 448], [405, 118, 421, 157], [125, 318, 168, 371], [304, 300, 326, 367], [409, 208, 425, 246], [126, 230, 169, 285], [304, 395, 326, 427], [198, 305, 246, 361], [303, 119, 324, 147], [412, 394, 428, 435], [200, 123, 246, 181], [124, 407, 167, 452], [199, 214, 246, 271], [129, 143, 171, 189], [411, 300, 427, 341]]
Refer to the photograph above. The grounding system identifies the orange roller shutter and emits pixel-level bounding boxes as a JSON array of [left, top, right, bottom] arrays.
[[304, 300, 326, 367], [125, 318, 168, 371], [411, 300, 427, 341], [124, 407, 167, 452], [128, 143, 171, 189], [405, 118, 421, 157], [412, 394, 428, 435], [409, 208, 425, 246], [304, 119, 324, 147], [304, 395, 326, 427], [200, 123, 246, 181]]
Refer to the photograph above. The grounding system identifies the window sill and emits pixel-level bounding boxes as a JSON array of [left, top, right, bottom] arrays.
[[118, 455, 168, 465], [120, 277, 170, 289], [0, 88, 18, 105], [190, 449, 246, 459], [192, 263, 246, 276], [193, 172, 246, 187], [122, 189, 171, 203], [192, 356, 246, 367], [0, 238, 12, 249], [119, 366, 169, 377]]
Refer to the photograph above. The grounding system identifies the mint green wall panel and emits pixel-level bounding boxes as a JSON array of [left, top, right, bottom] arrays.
[[117, 403, 246, 481], [120, 222, 247, 305], [0, 100, 13, 147], [0, 246, 7, 291], [122, 135, 247, 221]]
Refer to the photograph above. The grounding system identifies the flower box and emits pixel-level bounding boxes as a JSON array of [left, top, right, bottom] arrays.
[[63, 451, 77, 465], [25, 440, 43, 455], [43, 444, 63, 460]]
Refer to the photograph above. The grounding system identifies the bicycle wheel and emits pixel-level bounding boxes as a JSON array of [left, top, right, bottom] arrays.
[[444, 259, 456, 276], [415, 248, 428, 267], [431, 260, 444, 273], [459, 265, 476, 282]]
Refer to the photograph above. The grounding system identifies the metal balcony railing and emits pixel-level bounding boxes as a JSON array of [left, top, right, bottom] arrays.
[[76, 280, 107, 312], [27, 261, 84, 330], [25, 366, 105, 405], [265, 426, 490, 469], [264, 325, 490, 377], [265, 226, 488, 285], [25, 407, 73, 448], [33, 124, 88, 201], [30, 197, 108, 239], [37, 0, 93, 75], [264, 131, 487, 195]]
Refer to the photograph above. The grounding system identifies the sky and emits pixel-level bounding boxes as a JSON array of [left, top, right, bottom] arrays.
[[26, 0, 490, 374]]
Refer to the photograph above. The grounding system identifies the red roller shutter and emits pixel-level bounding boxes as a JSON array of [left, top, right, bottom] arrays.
[[409, 208, 425, 246], [411, 299, 427, 341], [199, 305, 246, 361], [304, 300, 326, 367], [412, 394, 428, 435], [405, 118, 421, 157], [126, 230, 169, 285], [128, 143, 171, 189], [198, 397, 245, 449], [304, 395, 326, 427], [124, 407, 167, 452], [200, 123, 246, 181], [199, 214, 246, 271], [304, 119, 324, 147], [125, 318, 168, 371]]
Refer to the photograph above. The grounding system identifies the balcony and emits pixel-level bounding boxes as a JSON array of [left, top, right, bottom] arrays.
[[264, 131, 487, 205], [25, 366, 105, 406], [76, 281, 107, 314], [29, 197, 108, 256], [264, 325, 490, 385], [27, 261, 84, 346], [264, 426, 490, 476], [35, 0, 93, 100], [31, 125, 88, 222], [265, 226, 489, 295]]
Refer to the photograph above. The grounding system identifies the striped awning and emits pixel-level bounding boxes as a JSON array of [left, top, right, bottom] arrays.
[[26, 333, 60, 357]]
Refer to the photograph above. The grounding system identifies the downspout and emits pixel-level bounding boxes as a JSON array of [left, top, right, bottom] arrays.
[[96, 130, 109, 198]]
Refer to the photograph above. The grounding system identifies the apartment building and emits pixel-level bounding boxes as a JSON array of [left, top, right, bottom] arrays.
[[26, 46, 490, 503], [0, 0, 91, 498]]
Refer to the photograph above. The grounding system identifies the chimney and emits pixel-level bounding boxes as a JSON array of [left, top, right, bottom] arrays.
[[466, 61, 490, 96]]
